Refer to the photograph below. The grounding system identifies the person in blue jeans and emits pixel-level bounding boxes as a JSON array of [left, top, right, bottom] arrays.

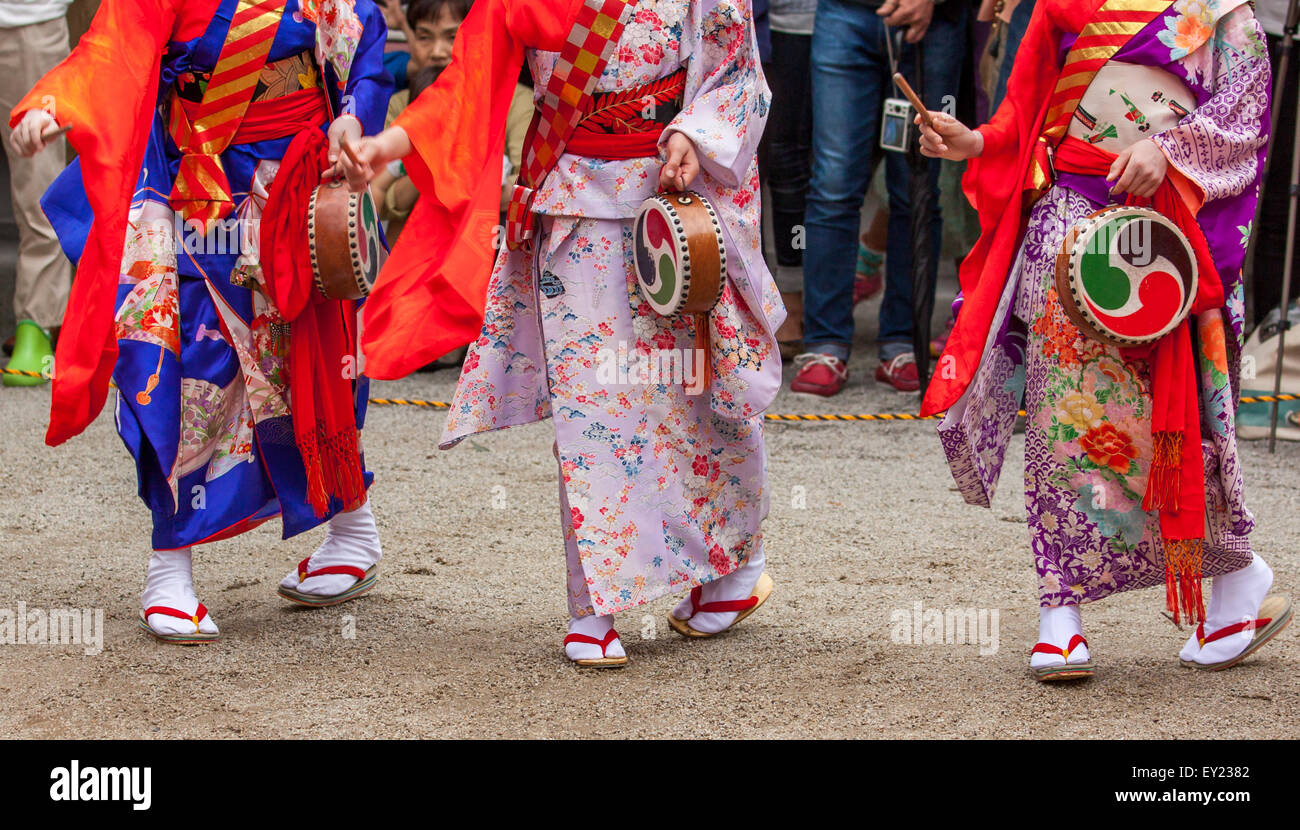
[[793, 0, 968, 395], [992, 0, 1034, 110]]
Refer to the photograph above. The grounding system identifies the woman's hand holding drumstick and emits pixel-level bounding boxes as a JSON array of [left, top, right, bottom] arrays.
[[915, 111, 984, 161], [332, 125, 413, 193], [9, 109, 71, 157], [892, 72, 984, 162]]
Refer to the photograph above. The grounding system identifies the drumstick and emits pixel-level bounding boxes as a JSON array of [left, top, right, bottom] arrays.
[[340, 137, 362, 167], [322, 138, 361, 183], [892, 73, 934, 131], [41, 123, 72, 141], [326, 137, 372, 186]]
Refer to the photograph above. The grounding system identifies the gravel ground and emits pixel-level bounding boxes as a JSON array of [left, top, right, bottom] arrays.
[[1, 297, 1297, 740]]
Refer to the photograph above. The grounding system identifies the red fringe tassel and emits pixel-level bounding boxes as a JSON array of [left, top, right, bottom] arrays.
[[300, 424, 366, 518], [1143, 430, 1182, 512], [1163, 538, 1206, 625]]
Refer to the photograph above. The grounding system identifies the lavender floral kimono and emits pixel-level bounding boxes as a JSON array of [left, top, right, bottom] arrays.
[[440, 0, 783, 617], [939, 0, 1270, 607]]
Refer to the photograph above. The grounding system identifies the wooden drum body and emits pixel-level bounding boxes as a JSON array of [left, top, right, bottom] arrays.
[[309, 180, 387, 301], [1054, 205, 1197, 348], [633, 191, 727, 317]]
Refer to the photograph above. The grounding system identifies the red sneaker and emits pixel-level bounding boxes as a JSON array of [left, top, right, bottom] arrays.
[[791, 353, 849, 397], [875, 352, 920, 392]]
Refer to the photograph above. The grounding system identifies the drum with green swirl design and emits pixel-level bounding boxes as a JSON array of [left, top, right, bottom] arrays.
[[633, 191, 726, 317], [309, 180, 388, 301], [1054, 206, 1197, 348]]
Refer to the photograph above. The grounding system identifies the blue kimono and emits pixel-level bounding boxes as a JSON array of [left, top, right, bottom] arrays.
[[40, 0, 392, 549]]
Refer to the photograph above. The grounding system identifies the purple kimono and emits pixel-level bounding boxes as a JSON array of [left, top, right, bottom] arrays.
[[939, 0, 1270, 607]]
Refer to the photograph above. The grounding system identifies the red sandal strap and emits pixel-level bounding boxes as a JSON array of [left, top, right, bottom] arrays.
[[563, 628, 620, 657], [685, 585, 760, 616], [1030, 634, 1088, 658], [303, 565, 367, 580], [1198, 618, 1271, 647], [686, 585, 702, 616], [144, 603, 208, 628], [297, 555, 366, 582]]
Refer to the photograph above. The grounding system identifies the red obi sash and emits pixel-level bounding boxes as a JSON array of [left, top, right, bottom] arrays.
[[175, 87, 329, 146], [564, 68, 687, 160], [166, 0, 289, 231]]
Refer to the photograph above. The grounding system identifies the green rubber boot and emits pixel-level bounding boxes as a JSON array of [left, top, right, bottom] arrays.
[[2, 320, 53, 387]]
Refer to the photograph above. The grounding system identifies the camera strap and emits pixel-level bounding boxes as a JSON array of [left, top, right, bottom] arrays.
[[884, 23, 903, 83]]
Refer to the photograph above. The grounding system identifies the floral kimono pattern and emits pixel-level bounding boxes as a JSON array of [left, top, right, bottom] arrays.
[[939, 0, 1269, 607], [441, 0, 782, 616]]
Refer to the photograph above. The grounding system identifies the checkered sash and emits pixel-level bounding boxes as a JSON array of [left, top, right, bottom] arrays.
[[505, 0, 634, 251], [168, 0, 289, 232], [1025, 0, 1175, 199]]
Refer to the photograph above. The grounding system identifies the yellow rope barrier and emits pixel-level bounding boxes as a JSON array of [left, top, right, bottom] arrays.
[[369, 393, 1300, 421], [368, 397, 453, 409], [7, 371, 1299, 423], [1, 367, 50, 380]]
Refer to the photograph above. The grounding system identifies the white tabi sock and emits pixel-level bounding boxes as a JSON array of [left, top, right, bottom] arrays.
[[559, 472, 625, 662], [1180, 553, 1273, 665], [565, 613, 625, 662], [1030, 605, 1090, 668], [280, 500, 382, 596], [142, 548, 219, 636], [670, 544, 766, 634]]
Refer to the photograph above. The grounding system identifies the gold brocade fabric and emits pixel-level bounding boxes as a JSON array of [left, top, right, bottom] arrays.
[[176, 52, 320, 105]]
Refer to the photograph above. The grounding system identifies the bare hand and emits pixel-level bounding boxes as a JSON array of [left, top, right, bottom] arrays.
[[1107, 139, 1167, 199], [326, 114, 364, 174], [335, 126, 413, 193], [9, 109, 57, 157], [916, 111, 983, 161], [878, 0, 934, 44], [659, 131, 700, 192]]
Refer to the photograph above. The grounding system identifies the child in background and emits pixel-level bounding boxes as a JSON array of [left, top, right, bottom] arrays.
[[385, 0, 469, 123], [385, 2, 532, 217]]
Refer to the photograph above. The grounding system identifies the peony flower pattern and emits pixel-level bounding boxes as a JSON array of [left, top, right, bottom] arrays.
[[1078, 423, 1139, 474], [1158, 0, 1218, 60], [1057, 392, 1106, 433]]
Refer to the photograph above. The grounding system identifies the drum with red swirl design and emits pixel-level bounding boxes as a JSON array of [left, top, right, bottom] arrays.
[[1054, 206, 1197, 348], [633, 191, 726, 317]]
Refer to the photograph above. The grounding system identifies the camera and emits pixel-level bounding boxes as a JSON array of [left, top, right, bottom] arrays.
[[880, 98, 914, 153]]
